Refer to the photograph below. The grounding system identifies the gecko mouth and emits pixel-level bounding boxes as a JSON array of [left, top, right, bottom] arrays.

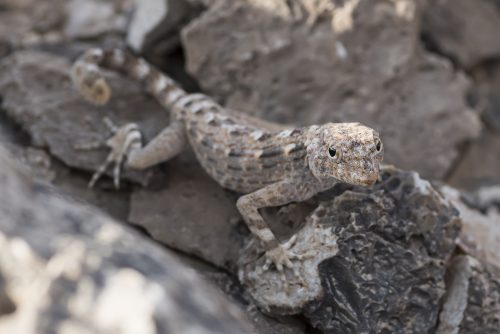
[[357, 177, 377, 187]]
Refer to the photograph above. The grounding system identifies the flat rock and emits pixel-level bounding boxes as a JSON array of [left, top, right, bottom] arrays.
[[423, 0, 500, 68], [0, 50, 169, 187], [129, 154, 246, 271], [239, 166, 461, 333], [0, 145, 251, 334], [181, 0, 481, 180]]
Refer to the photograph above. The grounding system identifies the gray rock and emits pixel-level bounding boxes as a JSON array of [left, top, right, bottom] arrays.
[[239, 167, 461, 333], [423, 0, 500, 68], [0, 0, 65, 51], [181, 0, 481, 180], [469, 60, 500, 133], [64, 0, 128, 39], [437, 255, 500, 334], [0, 145, 251, 334], [440, 185, 500, 275], [447, 129, 500, 190], [459, 257, 500, 334], [202, 270, 307, 334], [129, 153, 246, 271], [0, 50, 169, 187], [127, 0, 201, 54]]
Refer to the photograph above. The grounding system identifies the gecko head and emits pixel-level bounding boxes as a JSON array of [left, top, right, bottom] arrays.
[[306, 122, 384, 186]]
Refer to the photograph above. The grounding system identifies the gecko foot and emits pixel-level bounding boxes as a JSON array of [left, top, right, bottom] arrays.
[[75, 118, 142, 189], [262, 235, 313, 284]]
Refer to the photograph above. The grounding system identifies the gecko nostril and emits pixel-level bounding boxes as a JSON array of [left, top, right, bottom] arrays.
[[375, 140, 382, 151]]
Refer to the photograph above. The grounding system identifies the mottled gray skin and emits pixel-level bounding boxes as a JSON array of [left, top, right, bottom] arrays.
[[71, 48, 384, 274]]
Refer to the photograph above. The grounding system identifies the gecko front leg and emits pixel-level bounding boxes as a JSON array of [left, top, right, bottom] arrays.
[[81, 119, 187, 188], [236, 178, 321, 277]]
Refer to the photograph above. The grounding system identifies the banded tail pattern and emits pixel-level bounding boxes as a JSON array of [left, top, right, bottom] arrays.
[[70, 48, 187, 110]]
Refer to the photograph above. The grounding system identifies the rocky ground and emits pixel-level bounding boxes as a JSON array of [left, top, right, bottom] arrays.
[[0, 0, 499, 333]]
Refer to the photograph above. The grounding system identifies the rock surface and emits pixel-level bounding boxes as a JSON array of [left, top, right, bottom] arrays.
[[181, 0, 481, 180], [240, 167, 461, 333], [0, 50, 168, 186], [64, 0, 128, 39], [127, 0, 201, 55], [437, 255, 500, 334], [0, 145, 251, 334], [440, 185, 500, 274], [423, 0, 500, 68], [129, 154, 246, 271], [447, 129, 500, 190]]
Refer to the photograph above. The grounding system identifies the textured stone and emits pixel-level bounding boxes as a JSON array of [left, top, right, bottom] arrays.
[[240, 167, 461, 333], [440, 185, 500, 274], [437, 255, 500, 334], [181, 0, 481, 180], [423, 0, 500, 68], [0, 145, 251, 334], [459, 257, 500, 333], [0, 50, 169, 187]]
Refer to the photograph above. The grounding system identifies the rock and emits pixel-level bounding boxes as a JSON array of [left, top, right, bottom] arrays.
[[423, 0, 500, 68], [0, 145, 251, 334], [440, 185, 500, 273], [0, 50, 169, 187], [127, 0, 201, 54], [202, 270, 307, 334], [239, 166, 461, 333], [469, 60, 500, 133], [64, 0, 128, 39], [437, 255, 500, 334], [447, 129, 500, 190], [0, 108, 131, 222], [181, 0, 481, 180], [0, 0, 65, 52], [129, 153, 246, 271]]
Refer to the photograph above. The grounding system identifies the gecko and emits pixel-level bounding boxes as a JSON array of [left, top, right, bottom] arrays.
[[70, 48, 384, 276]]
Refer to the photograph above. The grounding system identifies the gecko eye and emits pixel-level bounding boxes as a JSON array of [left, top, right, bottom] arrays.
[[375, 139, 382, 151], [328, 147, 342, 161]]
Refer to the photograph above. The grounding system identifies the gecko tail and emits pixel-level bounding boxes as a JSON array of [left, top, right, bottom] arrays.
[[70, 48, 187, 108]]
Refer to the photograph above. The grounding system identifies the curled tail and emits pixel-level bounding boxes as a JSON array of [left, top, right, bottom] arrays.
[[71, 48, 187, 108]]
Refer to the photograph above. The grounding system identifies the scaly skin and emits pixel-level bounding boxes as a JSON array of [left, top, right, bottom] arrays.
[[70, 48, 384, 277]]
